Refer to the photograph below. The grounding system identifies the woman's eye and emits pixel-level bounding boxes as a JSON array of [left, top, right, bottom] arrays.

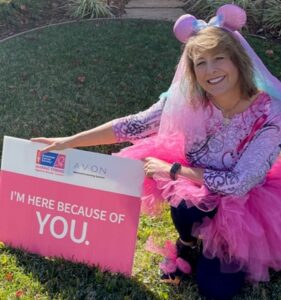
[[196, 61, 205, 66], [216, 56, 224, 60]]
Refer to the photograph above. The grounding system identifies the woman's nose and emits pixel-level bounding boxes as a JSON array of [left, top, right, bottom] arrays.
[[206, 62, 216, 74]]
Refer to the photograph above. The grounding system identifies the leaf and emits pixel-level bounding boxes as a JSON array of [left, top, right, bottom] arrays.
[[76, 75, 86, 83], [15, 290, 24, 298], [20, 5, 27, 12], [265, 49, 274, 57], [5, 272, 14, 281]]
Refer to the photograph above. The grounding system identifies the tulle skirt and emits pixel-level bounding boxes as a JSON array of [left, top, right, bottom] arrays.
[[116, 140, 281, 282], [193, 157, 281, 282]]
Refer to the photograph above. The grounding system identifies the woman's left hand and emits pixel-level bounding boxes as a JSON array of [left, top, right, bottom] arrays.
[[143, 157, 171, 177]]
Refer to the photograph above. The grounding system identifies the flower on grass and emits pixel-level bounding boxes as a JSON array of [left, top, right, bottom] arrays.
[[15, 290, 24, 298]]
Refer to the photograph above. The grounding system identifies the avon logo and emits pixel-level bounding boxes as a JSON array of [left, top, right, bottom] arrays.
[[73, 162, 107, 179]]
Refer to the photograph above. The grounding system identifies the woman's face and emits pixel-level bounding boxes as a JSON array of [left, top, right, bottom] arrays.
[[193, 51, 240, 99]]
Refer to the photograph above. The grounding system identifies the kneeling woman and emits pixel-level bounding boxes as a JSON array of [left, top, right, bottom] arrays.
[[32, 4, 281, 300]]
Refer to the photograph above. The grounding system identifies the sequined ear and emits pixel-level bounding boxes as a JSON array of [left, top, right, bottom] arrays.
[[216, 4, 247, 31], [173, 14, 197, 43]]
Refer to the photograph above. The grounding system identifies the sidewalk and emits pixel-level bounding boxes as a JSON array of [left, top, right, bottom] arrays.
[[124, 0, 185, 21]]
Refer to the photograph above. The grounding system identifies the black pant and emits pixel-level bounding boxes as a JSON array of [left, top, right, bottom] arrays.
[[171, 201, 217, 243], [171, 201, 245, 300]]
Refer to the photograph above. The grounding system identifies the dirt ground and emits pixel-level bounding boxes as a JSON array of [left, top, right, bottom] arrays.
[[0, 0, 128, 40]]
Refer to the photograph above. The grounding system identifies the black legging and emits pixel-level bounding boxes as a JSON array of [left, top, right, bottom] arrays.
[[171, 201, 217, 243], [171, 201, 245, 300]]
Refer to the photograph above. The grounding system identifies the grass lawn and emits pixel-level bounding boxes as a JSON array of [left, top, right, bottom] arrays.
[[0, 19, 281, 299]]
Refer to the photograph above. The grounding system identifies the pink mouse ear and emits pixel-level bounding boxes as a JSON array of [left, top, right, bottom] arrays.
[[173, 14, 197, 43], [216, 4, 247, 31]]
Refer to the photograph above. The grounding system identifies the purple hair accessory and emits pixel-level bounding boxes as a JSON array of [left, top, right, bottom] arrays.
[[173, 4, 247, 43], [216, 4, 246, 31], [173, 14, 197, 43]]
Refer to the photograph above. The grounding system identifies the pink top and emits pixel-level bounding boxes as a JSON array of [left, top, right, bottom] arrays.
[[113, 92, 281, 196]]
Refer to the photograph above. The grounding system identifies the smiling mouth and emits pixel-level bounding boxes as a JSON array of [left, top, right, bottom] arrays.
[[207, 76, 225, 85]]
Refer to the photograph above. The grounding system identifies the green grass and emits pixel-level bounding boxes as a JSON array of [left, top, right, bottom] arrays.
[[0, 20, 281, 299], [0, 19, 180, 156]]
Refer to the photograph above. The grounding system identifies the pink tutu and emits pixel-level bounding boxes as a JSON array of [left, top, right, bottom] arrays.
[[117, 141, 281, 282], [154, 157, 281, 282], [193, 157, 281, 282]]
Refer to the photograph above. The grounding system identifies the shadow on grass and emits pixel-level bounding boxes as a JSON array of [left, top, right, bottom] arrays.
[[4, 246, 159, 300]]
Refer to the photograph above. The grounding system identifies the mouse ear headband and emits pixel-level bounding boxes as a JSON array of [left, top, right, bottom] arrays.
[[173, 4, 247, 43]]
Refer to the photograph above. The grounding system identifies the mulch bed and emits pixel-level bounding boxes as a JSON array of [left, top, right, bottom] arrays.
[[0, 0, 128, 40]]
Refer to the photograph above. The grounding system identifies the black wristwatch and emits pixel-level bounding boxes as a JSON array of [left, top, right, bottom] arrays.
[[170, 162, 182, 180]]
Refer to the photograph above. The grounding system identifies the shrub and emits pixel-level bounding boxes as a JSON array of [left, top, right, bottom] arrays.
[[182, 0, 262, 33], [68, 0, 112, 19], [262, 0, 281, 36], [182, 0, 215, 20]]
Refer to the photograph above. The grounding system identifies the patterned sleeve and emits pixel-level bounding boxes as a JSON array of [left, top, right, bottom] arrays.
[[112, 98, 165, 142], [203, 116, 281, 196]]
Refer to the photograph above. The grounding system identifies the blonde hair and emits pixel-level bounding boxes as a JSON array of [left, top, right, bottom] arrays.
[[183, 26, 257, 105]]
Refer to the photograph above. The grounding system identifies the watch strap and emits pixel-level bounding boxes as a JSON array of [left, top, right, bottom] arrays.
[[170, 162, 182, 180]]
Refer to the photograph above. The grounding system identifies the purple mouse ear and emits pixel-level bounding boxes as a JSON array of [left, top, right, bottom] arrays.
[[216, 4, 247, 31], [173, 14, 197, 43]]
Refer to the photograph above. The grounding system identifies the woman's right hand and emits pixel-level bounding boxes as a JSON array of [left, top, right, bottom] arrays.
[[31, 121, 117, 152], [30, 137, 72, 153]]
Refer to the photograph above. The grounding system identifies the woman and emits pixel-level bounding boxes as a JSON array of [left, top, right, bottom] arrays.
[[32, 4, 281, 299]]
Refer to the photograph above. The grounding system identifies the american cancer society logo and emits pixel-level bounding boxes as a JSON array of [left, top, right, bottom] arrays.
[[35, 151, 66, 175]]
